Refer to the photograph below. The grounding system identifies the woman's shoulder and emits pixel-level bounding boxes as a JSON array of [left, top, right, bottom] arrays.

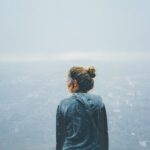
[[58, 95, 76, 110], [88, 93, 105, 107]]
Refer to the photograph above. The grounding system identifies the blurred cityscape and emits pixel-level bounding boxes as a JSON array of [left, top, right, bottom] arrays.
[[0, 60, 150, 150]]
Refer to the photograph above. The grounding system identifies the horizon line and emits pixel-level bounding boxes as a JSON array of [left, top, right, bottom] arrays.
[[0, 51, 149, 62]]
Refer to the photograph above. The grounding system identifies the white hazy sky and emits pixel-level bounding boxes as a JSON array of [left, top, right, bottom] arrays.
[[0, 0, 150, 61]]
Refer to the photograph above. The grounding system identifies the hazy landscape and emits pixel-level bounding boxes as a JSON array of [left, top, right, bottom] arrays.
[[0, 60, 150, 150], [1, 0, 150, 149]]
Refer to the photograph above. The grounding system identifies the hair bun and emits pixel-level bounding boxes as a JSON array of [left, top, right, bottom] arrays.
[[87, 66, 96, 78]]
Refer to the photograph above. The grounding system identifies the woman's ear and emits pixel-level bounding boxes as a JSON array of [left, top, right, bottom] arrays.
[[73, 80, 78, 87]]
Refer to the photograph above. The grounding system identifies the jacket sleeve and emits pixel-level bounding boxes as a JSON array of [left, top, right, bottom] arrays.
[[98, 103, 109, 150], [56, 104, 66, 150]]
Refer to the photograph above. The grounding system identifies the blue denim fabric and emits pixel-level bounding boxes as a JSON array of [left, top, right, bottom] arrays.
[[56, 92, 109, 150]]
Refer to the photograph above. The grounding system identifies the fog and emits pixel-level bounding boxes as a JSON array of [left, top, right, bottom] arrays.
[[0, 0, 150, 150], [1, 0, 150, 54]]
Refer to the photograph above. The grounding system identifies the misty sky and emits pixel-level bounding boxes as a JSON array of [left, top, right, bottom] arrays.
[[0, 0, 150, 61]]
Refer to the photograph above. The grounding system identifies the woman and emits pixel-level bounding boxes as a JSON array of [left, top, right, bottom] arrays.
[[56, 66, 109, 150]]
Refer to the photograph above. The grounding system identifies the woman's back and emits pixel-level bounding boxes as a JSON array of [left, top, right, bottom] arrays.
[[56, 92, 109, 150]]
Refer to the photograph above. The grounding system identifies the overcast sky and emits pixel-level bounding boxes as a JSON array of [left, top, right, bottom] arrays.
[[0, 0, 150, 61]]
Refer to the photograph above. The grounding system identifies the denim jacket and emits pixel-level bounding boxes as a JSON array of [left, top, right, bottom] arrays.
[[56, 92, 109, 150]]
